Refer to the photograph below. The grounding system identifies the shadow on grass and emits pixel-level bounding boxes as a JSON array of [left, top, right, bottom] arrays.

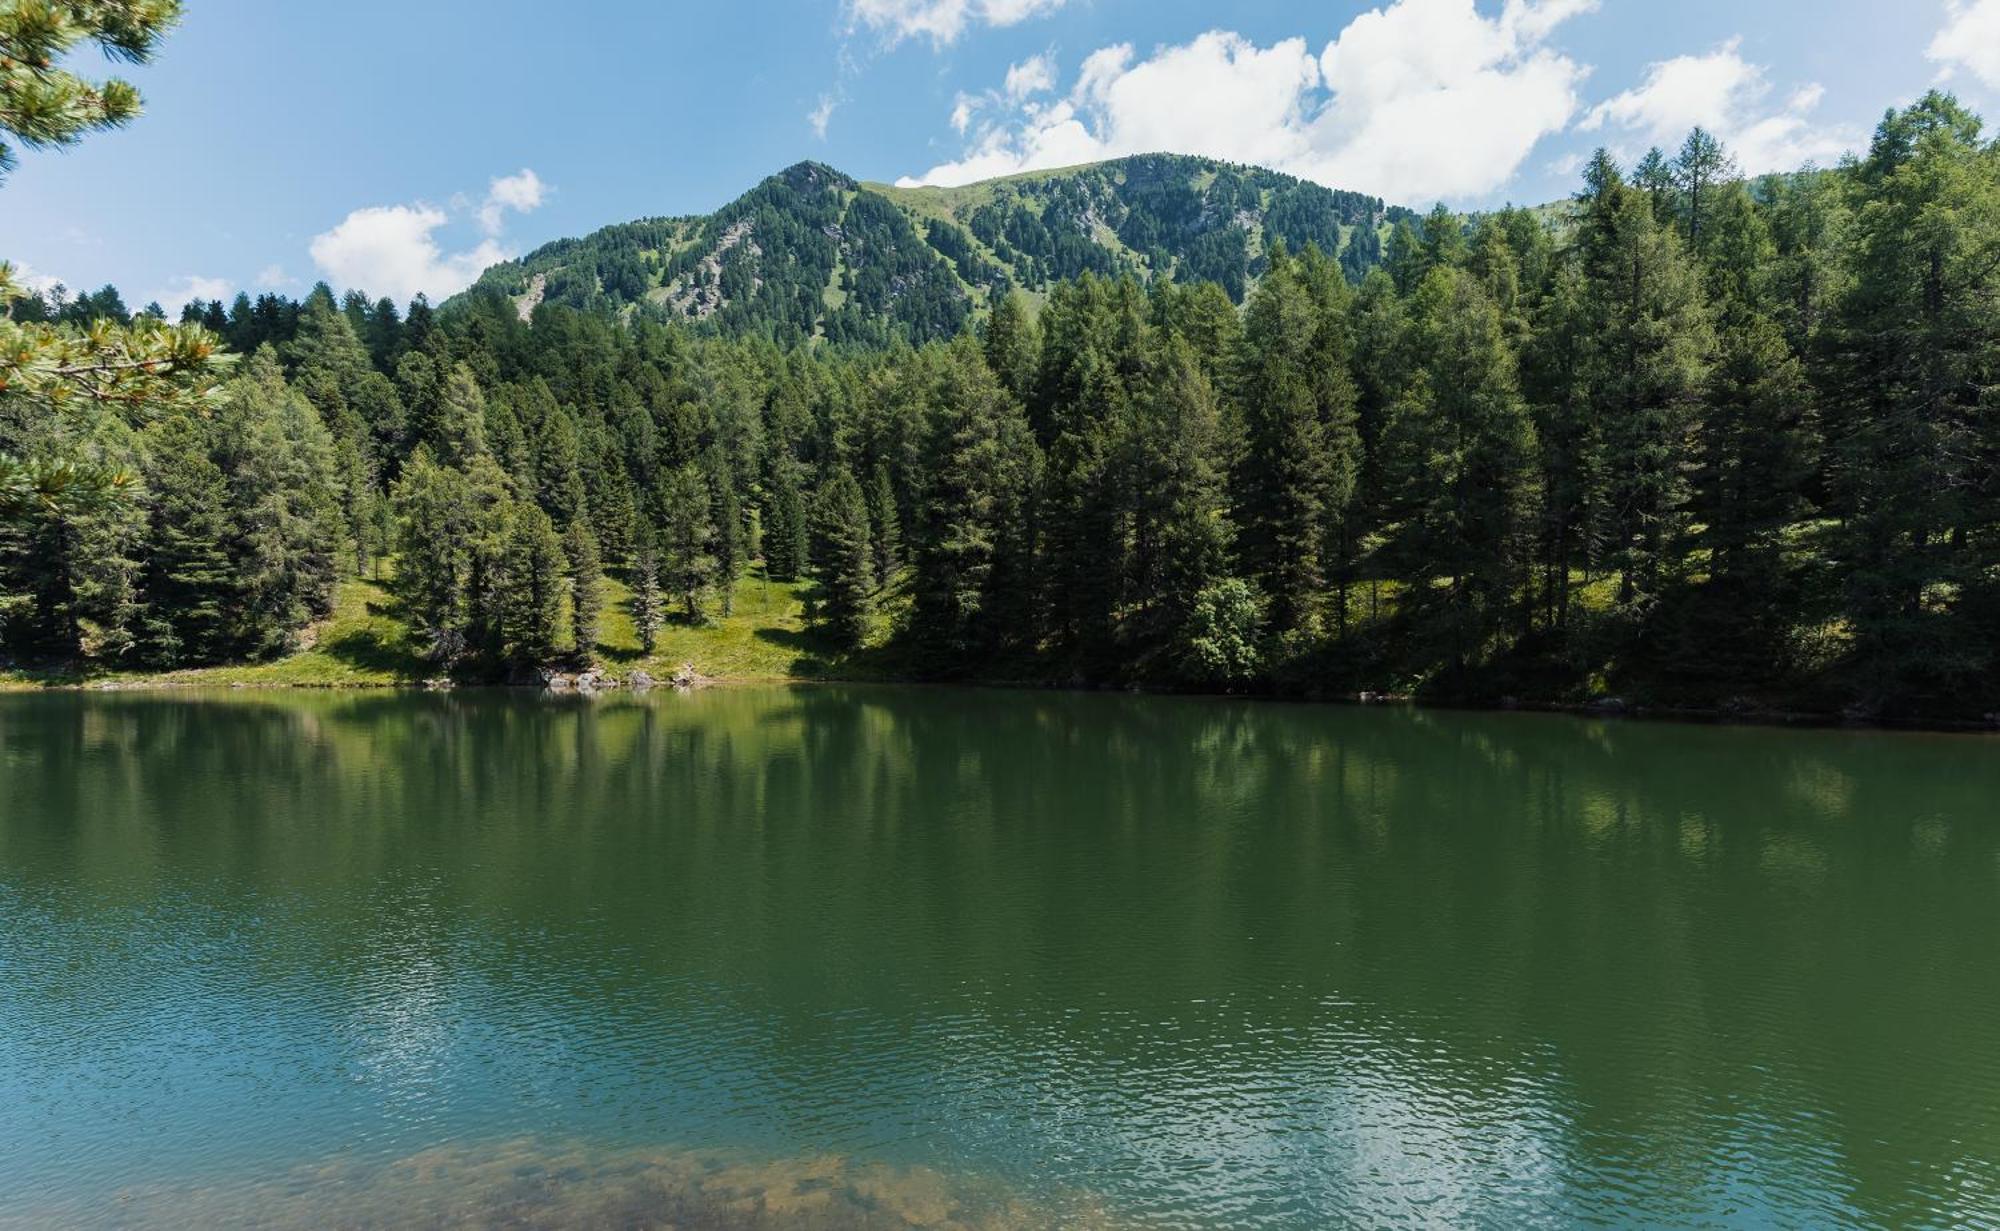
[[754, 625, 916, 682], [318, 625, 427, 680]]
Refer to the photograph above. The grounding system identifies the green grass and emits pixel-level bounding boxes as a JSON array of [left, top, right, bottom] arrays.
[[1, 567, 916, 692], [1, 574, 423, 690], [592, 569, 916, 683]]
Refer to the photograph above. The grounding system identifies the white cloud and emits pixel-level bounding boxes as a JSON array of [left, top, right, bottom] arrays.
[[1929, 0, 2000, 89], [146, 274, 233, 312], [949, 53, 1058, 138], [810, 94, 839, 139], [309, 204, 507, 304], [1582, 39, 1857, 173], [477, 168, 547, 236], [312, 169, 547, 302], [10, 261, 65, 295], [847, 0, 1068, 47], [1004, 52, 1057, 101], [255, 264, 292, 288], [900, 0, 1598, 205]]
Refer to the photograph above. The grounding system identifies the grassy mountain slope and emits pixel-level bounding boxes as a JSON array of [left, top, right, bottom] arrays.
[[463, 155, 1416, 346]]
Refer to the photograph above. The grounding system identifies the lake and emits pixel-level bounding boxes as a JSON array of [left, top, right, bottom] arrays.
[[2, 687, 1997, 1228]]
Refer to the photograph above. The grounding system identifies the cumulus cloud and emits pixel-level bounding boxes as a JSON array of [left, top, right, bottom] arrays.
[[1581, 39, 1857, 173], [311, 170, 547, 303], [900, 0, 1598, 204], [1004, 52, 1057, 101], [848, 0, 1068, 46], [310, 204, 507, 304], [255, 264, 293, 288], [1928, 0, 2000, 89], [477, 168, 547, 237], [148, 274, 233, 312]]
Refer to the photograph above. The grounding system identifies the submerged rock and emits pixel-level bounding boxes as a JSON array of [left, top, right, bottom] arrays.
[[44, 1136, 1128, 1229]]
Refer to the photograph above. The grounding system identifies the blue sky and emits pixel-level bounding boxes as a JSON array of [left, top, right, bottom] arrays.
[[3, 0, 1997, 312]]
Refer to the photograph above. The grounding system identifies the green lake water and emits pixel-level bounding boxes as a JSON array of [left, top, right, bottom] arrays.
[[2, 686, 1998, 1228]]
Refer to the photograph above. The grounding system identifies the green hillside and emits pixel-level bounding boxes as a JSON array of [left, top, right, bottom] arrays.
[[462, 155, 1416, 346]]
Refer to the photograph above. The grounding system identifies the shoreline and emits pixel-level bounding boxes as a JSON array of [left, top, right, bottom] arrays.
[[7, 667, 1999, 737]]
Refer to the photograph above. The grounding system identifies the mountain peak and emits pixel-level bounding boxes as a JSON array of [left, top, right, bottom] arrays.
[[769, 161, 857, 194], [463, 156, 1416, 345]]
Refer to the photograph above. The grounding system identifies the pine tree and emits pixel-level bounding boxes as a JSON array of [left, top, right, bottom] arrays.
[[1233, 248, 1357, 639], [210, 349, 344, 655], [502, 503, 565, 664], [0, 0, 182, 183], [139, 415, 233, 663], [1125, 337, 1233, 672], [914, 336, 1039, 666], [631, 538, 666, 654], [434, 363, 491, 466], [391, 448, 475, 661], [706, 447, 743, 615], [1822, 93, 2000, 703], [810, 468, 873, 648], [1384, 219, 1425, 294], [1633, 147, 1676, 222], [660, 463, 715, 620], [1575, 162, 1711, 615], [1673, 127, 1736, 249], [1419, 203, 1467, 271], [564, 520, 603, 659], [1520, 260, 1601, 631], [983, 291, 1039, 402], [1386, 266, 1540, 677], [868, 464, 900, 590], [533, 401, 587, 526], [763, 465, 807, 582]]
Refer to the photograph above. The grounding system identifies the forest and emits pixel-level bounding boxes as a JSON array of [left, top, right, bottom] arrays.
[[4, 92, 2000, 719]]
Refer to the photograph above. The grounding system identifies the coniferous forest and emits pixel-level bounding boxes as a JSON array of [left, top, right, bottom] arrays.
[[6, 88, 2000, 720]]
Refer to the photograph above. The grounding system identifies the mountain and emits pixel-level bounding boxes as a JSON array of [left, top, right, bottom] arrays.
[[460, 155, 1417, 347]]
